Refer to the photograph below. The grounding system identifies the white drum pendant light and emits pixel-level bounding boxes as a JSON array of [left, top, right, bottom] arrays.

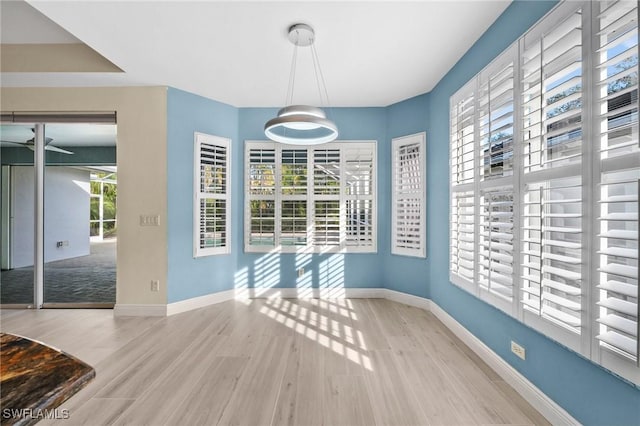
[[264, 24, 338, 145]]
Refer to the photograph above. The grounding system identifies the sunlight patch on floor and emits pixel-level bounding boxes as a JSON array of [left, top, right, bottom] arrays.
[[259, 297, 372, 371]]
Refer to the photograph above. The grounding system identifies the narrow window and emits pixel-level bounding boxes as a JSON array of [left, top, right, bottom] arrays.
[[392, 132, 426, 257], [194, 133, 230, 257]]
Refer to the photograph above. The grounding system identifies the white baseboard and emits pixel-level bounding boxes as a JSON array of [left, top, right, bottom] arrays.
[[384, 288, 432, 311], [124, 287, 386, 318], [162, 287, 386, 315], [166, 289, 236, 316], [247, 287, 308, 298], [113, 304, 167, 317], [244, 287, 386, 299], [428, 301, 578, 426], [345, 287, 386, 298]]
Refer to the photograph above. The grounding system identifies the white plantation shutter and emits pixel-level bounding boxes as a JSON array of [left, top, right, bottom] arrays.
[[344, 145, 375, 249], [451, 82, 476, 186], [281, 200, 307, 246], [392, 133, 426, 257], [521, 6, 583, 173], [313, 148, 342, 247], [249, 148, 276, 195], [518, 3, 586, 351], [594, 1, 640, 381], [475, 48, 517, 313], [597, 170, 639, 366], [522, 178, 583, 349], [245, 141, 376, 253], [451, 81, 477, 288], [313, 200, 341, 246], [479, 188, 514, 310], [478, 47, 515, 181], [281, 149, 308, 195], [281, 149, 308, 246], [450, 191, 475, 289], [247, 146, 276, 247], [314, 149, 341, 195], [596, 1, 639, 160], [194, 133, 230, 257]]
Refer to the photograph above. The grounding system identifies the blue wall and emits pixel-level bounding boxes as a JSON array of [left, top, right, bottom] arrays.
[[166, 87, 239, 302], [384, 93, 431, 298], [167, 99, 389, 302], [422, 1, 640, 424], [237, 107, 388, 293]]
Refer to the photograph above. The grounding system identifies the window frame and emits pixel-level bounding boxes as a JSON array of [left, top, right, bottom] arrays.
[[193, 132, 231, 258], [392, 132, 427, 258], [244, 140, 377, 254]]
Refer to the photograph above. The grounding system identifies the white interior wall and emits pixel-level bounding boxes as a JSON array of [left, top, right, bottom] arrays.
[[11, 166, 90, 268]]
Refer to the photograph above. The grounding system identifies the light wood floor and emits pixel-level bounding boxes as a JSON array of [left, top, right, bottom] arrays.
[[0, 298, 550, 426]]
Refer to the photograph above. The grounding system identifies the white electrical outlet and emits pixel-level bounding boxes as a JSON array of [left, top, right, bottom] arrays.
[[297, 267, 304, 277], [511, 341, 526, 360], [150, 280, 160, 292]]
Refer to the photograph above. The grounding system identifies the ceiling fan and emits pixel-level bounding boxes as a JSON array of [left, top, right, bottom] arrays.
[[0, 128, 74, 155]]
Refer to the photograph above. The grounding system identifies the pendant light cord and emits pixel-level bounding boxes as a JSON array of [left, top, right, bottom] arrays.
[[285, 44, 299, 106], [311, 43, 333, 120]]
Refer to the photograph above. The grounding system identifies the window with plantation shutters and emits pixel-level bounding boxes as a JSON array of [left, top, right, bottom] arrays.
[[345, 145, 375, 249], [595, 0, 639, 381], [518, 2, 586, 351], [248, 147, 276, 246], [448, 0, 640, 385], [476, 47, 517, 313], [450, 81, 476, 288], [194, 133, 230, 257], [392, 133, 426, 257], [281, 149, 308, 246], [313, 149, 341, 246], [245, 141, 376, 253]]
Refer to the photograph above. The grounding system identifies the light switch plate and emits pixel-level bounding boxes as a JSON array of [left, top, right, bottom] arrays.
[[140, 214, 160, 226]]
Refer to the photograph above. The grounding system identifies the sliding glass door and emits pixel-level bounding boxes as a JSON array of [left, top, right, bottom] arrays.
[[0, 114, 117, 308], [43, 123, 117, 306]]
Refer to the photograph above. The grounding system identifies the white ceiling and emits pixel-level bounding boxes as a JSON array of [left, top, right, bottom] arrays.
[[1, 0, 511, 107]]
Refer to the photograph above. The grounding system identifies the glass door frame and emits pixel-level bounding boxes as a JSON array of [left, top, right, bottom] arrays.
[[1, 112, 117, 309]]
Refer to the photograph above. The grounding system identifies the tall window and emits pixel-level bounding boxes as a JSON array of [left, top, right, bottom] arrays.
[[594, 0, 639, 382], [451, 81, 476, 287], [449, 1, 639, 385], [392, 132, 426, 257], [245, 141, 376, 253], [194, 133, 230, 257]]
